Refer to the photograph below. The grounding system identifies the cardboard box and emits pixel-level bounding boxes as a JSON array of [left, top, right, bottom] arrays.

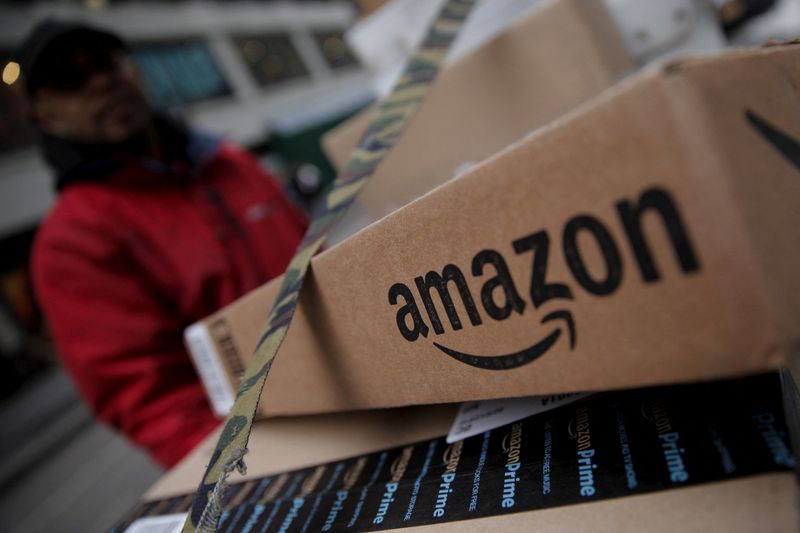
[[321, 0, 631, 241], [126, 373, 800, 532], [187, 43, 800, 419]]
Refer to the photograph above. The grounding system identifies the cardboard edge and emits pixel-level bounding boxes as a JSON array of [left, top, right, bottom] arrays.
[[659, 41, 800, 74], [656, 44, 800, 371], [320, 0, 633, 173], [568, 0, 633, 79], [143, 403, 459, 501], [314, 64, 663, 265]]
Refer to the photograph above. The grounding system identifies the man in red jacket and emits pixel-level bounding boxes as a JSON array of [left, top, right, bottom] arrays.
[[22, 21, 308, 467]]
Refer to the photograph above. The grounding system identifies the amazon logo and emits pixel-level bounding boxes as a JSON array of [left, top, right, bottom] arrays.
[[387, 186, 701, 370], [746, 109, 800, 171]]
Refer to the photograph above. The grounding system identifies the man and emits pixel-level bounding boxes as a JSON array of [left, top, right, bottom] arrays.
[[22, 21, 309, 467]]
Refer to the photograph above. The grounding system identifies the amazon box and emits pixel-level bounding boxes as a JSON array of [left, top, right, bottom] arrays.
[[121, 373, 800, 532], [187, 43, 800, 419], [321, 0, 632, 242]]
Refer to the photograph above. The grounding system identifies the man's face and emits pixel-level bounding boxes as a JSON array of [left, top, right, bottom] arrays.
[[31, 47, 151, 144]]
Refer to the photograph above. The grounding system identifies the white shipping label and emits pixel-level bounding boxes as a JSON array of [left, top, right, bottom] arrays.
[[184, 323, 235, 417], [446, 393, 592, 443], [123, 513, 188, 533]]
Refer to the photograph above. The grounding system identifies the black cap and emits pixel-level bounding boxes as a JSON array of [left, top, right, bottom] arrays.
[[16, 19, 127, 95]]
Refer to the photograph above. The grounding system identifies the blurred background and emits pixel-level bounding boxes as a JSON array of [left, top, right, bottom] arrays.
[[0, 0, 796, 532]]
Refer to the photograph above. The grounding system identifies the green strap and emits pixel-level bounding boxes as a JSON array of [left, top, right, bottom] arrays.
[[182, 1, 477, 531]]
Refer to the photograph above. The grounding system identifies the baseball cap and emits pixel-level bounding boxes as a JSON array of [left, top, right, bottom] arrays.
[[16, 19, 128, 95]]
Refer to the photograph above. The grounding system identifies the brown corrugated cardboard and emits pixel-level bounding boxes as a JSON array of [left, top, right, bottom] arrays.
[[145, 404, 459, 500], [322, 0, 631, 231], [187, 44, 800, 419]]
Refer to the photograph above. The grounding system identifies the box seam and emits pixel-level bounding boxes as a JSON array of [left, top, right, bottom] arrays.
[[656, 62, 794, 371]]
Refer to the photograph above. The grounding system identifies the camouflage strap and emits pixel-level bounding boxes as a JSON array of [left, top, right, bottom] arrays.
[[183, 1, 477, 531]]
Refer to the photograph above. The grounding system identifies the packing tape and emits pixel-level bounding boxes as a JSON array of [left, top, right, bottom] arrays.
[[118, 373, 794, 533]]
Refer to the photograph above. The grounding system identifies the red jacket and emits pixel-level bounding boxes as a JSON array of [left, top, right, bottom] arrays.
[[32, 125, 308, 467]]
